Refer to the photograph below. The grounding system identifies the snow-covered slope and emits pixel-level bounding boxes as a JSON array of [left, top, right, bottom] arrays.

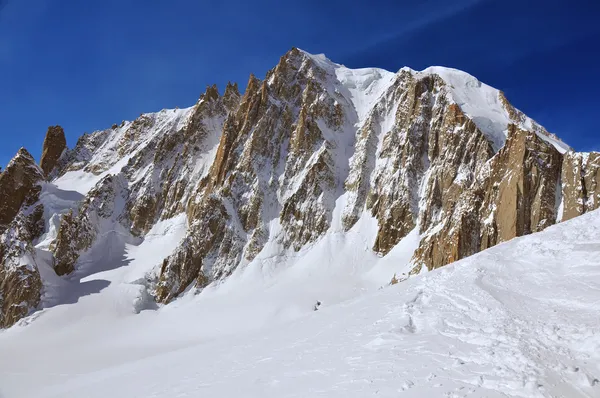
[[1, 207, 599, 397], [53, 106, 196, 196], [1, 48, 599, 397], [301, 51, 396, 123]]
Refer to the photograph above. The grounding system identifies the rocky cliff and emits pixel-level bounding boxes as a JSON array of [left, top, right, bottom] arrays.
[[0, 149, 45, 327], [0, 48, 597, 327], [40, 125, 67, 177]]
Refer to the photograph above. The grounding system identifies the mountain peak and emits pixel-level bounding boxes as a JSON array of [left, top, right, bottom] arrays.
[[200, 84, 220, 102], [0, 145, 44, 234], [9, 147, 37, 168], [295, 48, 339, 68], [394, 64, 571, 153], [40, 125, 67, 177], [280, 50, 571, 154], [0, 48, 597, 336]]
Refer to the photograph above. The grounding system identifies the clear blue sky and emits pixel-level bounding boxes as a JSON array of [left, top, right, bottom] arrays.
[[1, 0, 599, 168]]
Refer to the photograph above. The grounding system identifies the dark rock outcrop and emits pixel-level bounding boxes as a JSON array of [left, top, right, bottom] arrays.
[[2, 48, 599, 327], [40, 125, 67, 177], [0, 149, 45, 328], [0, 148, 45, 233], [561, 151, 600, 221]]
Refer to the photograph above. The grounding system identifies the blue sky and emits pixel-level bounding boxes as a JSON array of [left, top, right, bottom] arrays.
[[0, 0, 599, 168]]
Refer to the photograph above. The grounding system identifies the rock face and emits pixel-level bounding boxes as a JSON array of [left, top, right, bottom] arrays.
[[156, 49, 350, 301], [479, 127, 563, 248], [1, 48, 598, 327], [0, 149, 45, 233], [52, 174, 129, 276], [561, 152, 600, 221], [0, 149, 45, 328], [411, 125, 563, 272], [40, 125, 67, 177]]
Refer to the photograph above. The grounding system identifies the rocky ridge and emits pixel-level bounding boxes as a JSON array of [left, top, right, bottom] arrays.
[[0, 149, 45, 327], [0, 48, 598, 327], [40, 125, 67, 177]]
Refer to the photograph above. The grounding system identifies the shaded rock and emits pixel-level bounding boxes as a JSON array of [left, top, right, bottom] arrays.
[[40, 125, 67, 177], [52, 175, 128, 275], [156, 49, 350, 300], [0, 152, 45, 327], [561, 151, 600, 221], [0, 148, 45, 233], [479, 126, 563, 249], [4, 48, 600, 325]]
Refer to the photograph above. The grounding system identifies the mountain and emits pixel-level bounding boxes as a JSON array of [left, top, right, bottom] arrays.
[[0, 48, 598, 332], [2, 169, 600, 397]]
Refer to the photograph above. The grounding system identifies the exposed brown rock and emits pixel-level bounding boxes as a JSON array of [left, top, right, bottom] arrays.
[[156, 195, 233, 302], [499, 91, 525, 124], [52, 209, 93, 276], [156, 49, 350, 300], [561, 151, 600, 221], [0, 148, 45, 233], [479, 125, 562, 249], [204, 84, 220, 103], [410, 105, 494, 270], [124, 83, 241, 235], [4, 48, 600, 327], [0, 238, 43, 329], [280, 147, 335, 250], [40, 125, 67, 177], [156, 49, 592, 302], [223, 82, 240, 111], [412, 125, 562, 272], [0, 153, 45, 328]]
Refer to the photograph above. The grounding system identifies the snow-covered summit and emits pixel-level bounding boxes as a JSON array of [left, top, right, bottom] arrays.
[[417, 65, 570, 153], [297, 49, 569, 153]]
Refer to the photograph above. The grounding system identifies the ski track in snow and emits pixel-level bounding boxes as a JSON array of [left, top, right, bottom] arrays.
[[1, 209, 599, 397]]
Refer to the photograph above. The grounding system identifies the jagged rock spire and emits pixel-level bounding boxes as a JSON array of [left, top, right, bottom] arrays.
[[40, 125, 67, 177], [0, 147, 45, 328], [224, 81, 239, 96], [0, 148, 44, 233], [200, 84, 220, 103], [223, 81, 241, 112], [2, 48, 600, 329]]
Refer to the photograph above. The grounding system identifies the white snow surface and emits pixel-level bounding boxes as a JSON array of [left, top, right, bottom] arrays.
[[302, 50, 569, 153], [415, 66, 570, 153], [2, 206, 600, 397], [0, 50, 591, 397]]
